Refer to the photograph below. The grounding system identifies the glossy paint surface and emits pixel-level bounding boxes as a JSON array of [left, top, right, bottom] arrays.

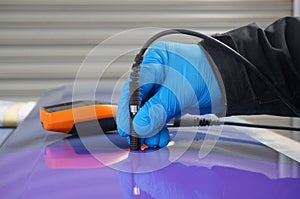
[[1, 85, 299, 199]]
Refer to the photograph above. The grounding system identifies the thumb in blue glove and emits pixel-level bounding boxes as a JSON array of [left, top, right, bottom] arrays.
[[116, 41, 224, 148]]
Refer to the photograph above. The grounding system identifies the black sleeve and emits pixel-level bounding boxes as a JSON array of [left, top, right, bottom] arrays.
[[201, 17, 300, 117]]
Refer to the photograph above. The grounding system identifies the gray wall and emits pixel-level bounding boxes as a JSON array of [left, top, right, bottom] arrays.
[[0, 0, 292, 101]]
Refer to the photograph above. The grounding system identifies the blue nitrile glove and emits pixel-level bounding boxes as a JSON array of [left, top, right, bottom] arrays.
[[116, 41, 223, 147]]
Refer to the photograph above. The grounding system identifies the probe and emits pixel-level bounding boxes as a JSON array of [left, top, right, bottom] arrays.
[[128, 55, 143, 150]]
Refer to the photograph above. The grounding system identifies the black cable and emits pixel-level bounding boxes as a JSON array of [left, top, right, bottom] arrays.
[[129, 29, 300, 150], [223, 121, 300, 132], [135, 29, 300, 116]]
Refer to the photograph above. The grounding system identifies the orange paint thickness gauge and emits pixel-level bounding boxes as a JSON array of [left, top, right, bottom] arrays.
[[40, 101, 117, 134]]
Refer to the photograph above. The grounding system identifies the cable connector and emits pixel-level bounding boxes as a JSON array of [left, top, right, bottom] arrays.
[[134, 54, 143, 66], [173, 114, 221, 127], [172, 114, 300, 132]]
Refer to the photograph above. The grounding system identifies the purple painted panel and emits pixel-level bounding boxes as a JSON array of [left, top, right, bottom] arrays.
[[0, 85, 299, 199]]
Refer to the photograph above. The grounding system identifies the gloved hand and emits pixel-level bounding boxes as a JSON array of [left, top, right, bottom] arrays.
[[116, 41, 223, 148]]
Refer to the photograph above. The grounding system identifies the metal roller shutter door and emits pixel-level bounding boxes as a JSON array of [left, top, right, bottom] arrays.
[[0, 0, 293, 100]]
